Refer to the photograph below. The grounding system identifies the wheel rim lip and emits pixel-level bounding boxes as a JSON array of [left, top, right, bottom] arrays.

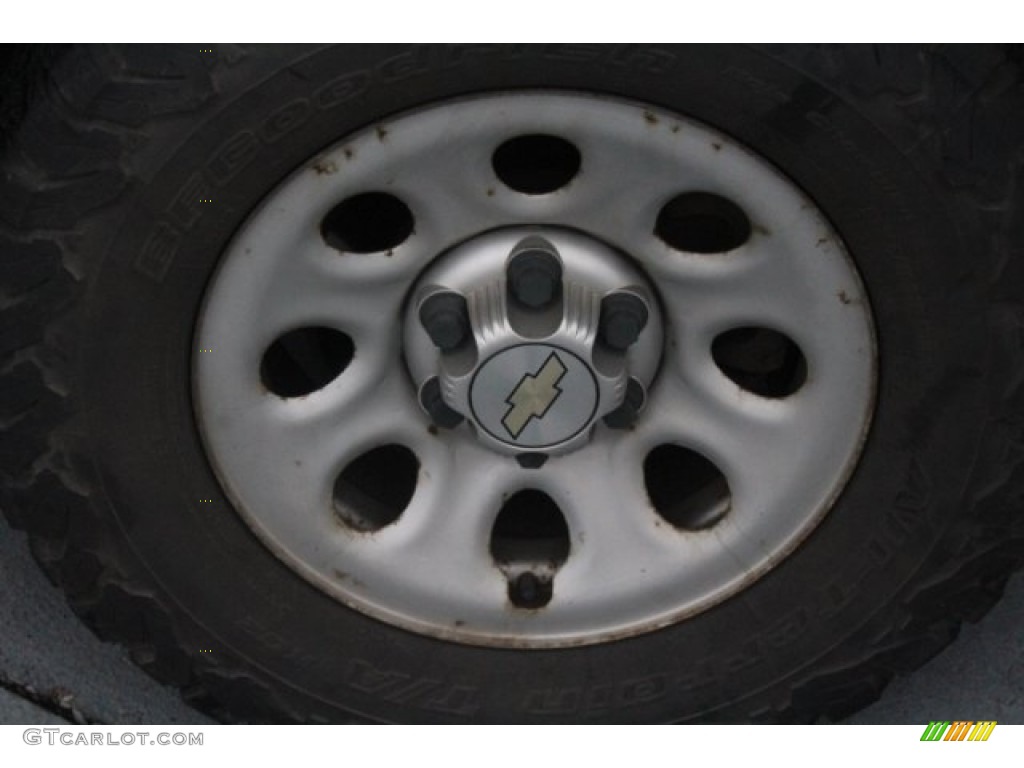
[[192, 91, 878, 648]]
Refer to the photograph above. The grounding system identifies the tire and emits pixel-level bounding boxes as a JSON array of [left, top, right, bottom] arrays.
[[2, 44, 1023, 724]]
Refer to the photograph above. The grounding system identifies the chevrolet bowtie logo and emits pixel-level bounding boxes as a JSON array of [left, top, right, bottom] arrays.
[[502, 352, 568, 439]]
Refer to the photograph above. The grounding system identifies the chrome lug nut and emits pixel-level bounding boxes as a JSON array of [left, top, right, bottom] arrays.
[[507, 237, 563, 309], [515, 452, 549, 469], [603, 378, 646, 429], [418, 376, 463, 429], [599, 291, 649, 351], [419, 291, 470, 352], [509, 571, 551, 609]]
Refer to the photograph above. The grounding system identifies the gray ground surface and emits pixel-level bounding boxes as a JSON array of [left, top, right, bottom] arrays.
[[0, 687, 66, 725], [0, 521, 212, 725], [1, 511, 1021, 725]]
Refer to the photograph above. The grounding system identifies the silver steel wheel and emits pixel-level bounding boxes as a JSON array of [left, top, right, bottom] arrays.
[[194, 92, 876, 648]]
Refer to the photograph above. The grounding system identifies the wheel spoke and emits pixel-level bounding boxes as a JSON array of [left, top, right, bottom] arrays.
[[358, 443, 517, 610], [217, 235, 420, 341], [536, 450, 686, 604], [637, 363, 796, 511], [205, 369, 426, 523]]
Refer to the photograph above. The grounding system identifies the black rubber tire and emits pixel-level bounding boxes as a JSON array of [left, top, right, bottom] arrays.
[[2, 44, 1024, 724]]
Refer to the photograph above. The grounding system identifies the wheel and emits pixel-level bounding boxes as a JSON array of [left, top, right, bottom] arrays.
[[2, 44, 1023, 723]]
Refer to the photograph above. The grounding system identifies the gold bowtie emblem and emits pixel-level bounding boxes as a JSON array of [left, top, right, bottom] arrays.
[[502, 352, 568, 439]]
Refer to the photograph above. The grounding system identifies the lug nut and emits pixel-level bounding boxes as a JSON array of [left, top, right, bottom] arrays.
[[507, 238, 563, 309], [418, 377, 463, 429], [516, 452, 549, 469], [603, 378, 646, 429], [508, 571, 552, 609], [599, 291, 649, 351], [419, 291, 470, 352]]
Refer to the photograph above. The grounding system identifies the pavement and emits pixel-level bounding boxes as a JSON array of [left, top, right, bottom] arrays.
[[0, 511, 1021, 725]]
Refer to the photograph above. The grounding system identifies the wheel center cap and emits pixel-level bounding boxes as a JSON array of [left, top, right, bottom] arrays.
[[403, 227, 663, 458], [470, 344, 599, 449]]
